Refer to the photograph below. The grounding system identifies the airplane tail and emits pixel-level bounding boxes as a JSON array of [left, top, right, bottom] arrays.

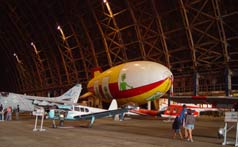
[[108, 99, 118, 110], [56, 84, 82, 103]]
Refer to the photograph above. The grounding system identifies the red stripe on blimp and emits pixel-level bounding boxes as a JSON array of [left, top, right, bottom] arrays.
[[109, 78, 169, 99]]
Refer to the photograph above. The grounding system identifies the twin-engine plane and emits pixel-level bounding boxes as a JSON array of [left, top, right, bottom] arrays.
[[48, 99, 135, 127]]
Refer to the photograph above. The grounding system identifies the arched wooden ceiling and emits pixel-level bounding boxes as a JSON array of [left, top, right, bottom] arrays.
[[0, 0, 237, 95]]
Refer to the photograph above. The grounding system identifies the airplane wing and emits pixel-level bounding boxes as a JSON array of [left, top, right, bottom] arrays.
[[73, 107, 131, 127], [26, 97, 76, 105], [129, 109, 158, 116], [169, 96, 238, 105]]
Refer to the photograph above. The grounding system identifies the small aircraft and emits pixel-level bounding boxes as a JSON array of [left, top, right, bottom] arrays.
[[170, 95, 238, 107], [48, 99, 135, 127], [161, 103, 219, 118], [160, 95, 238, 118], [130, 101, 219, 118], [81, 61, 173, 105], [0, 84, 82, 111]]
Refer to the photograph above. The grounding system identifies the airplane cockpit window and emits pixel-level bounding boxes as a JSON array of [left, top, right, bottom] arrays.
[[0, 92, 9, 97], [74, 107, 80, 111], [80, 108, 84, 112], [85, 108, 89, 112]]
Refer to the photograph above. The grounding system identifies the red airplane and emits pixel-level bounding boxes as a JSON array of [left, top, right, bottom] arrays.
[[161, 104, 218, 118]]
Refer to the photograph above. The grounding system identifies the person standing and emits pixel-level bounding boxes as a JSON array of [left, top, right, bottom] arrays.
[[15, 105, 20, 120], [179, 104, 187, 138], [6, 106, 12, 121], [172, 115, 183, 139], [185, 109, 196, 142]]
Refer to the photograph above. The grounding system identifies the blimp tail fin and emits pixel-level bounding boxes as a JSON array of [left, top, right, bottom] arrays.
[[91, 67, 102, 78]]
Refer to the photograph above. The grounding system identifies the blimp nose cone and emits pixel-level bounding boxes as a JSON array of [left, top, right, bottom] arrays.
[[119, 61, 172, 89]]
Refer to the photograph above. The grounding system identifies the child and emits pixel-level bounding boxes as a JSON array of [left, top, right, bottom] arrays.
[[172, 115, 183, 139]]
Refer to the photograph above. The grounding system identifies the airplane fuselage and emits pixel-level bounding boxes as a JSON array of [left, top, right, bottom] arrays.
[[161, 104, 218, 118], [49, 105, 107, 120]]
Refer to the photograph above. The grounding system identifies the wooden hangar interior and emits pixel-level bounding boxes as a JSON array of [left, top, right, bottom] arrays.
[[0, 0, 237, 107]]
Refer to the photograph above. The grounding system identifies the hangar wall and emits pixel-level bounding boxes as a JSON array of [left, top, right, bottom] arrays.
[[0, 0, 237, 97]]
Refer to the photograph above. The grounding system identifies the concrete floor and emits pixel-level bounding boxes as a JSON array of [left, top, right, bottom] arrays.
[[0, 115, 235, 147]]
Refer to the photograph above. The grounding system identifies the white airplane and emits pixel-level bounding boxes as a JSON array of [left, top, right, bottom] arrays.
[[0, 84, 82, 112], [48, 99, 134, 127]]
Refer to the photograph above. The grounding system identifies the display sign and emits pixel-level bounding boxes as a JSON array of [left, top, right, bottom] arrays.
[[225, 112, 238, 122]]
